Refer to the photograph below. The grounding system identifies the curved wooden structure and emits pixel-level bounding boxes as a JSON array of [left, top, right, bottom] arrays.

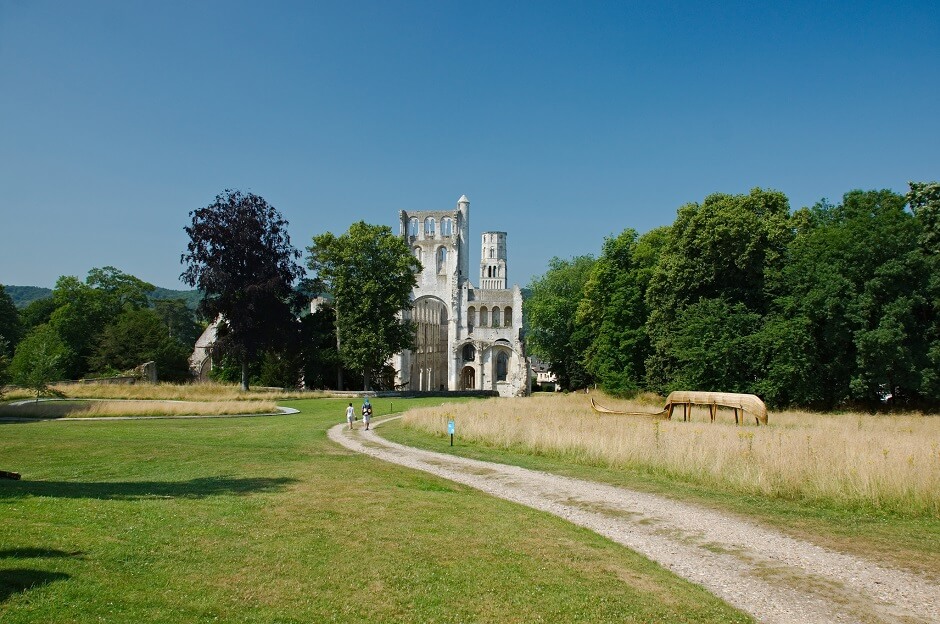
[[589, 397, 666, 418], [590, 392, 768, 425], [665, 391, 767, 425]]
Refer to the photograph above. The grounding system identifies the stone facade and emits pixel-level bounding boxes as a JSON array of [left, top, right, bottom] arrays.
[[393, 195, 529, 397]]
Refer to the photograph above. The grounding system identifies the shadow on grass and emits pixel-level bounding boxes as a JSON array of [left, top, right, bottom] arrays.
[[0, 568, 70, 602], [0, 476, 297, 500], [0, 548, 83, 559]]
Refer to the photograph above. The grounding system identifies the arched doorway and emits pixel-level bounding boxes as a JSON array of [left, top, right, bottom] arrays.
[[460, 366, 476, 390], [410, 296, 449, 391]]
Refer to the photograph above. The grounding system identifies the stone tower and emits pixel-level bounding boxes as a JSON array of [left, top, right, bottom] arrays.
[[392, 195, 529, 397], [480, 231, 507, 290]]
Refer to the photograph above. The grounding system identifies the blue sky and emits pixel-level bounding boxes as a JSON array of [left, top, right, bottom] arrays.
[[1, 0, 938, 290]]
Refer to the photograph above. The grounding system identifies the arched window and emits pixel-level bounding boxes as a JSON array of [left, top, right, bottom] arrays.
[[467, 306, 476, 331], [409, 218, 419, 237], [440, 218, 453, 237], [414, 247, 422, 265], [462, 343, 476, 362], [489, 247, 495, 259], [480, 306, 488, 326], [504, 306, 512, 326], [436, 246, 447, 274], [496, 352, 508, 382], [491, 307, 500, 327], [424, 217, 435, 237]]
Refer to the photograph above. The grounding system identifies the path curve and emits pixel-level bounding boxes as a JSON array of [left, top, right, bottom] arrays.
[[329, 417, 939, 624]]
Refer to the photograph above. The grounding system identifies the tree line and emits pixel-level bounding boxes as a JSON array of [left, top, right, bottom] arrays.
[[526, 183, 940, 410], [1, 190, 420, 395], [179, 190, 418, 391], [0, 267, 199, 395]]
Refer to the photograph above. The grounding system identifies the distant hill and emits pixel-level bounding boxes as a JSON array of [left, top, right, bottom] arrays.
[[3, 285, 52, 308], [149, 287, 203, 310], [3, 284, 202, 310]]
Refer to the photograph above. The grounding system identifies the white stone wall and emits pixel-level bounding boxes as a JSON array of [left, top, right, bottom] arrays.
[[394, 196, 528, 397]]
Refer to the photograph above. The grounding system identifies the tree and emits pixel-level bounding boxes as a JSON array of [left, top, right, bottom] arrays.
[[86, 266, 154, 318], [763, 189, 927, 408], [525, 255, 596, 390], [181, 190, 304, 390], [152, 298, 201, 347], [576, 228, 667, 395], [0, 338, 9, 398], [299, 306, 343, 390], [19, 296, 57, 332], [0, 285, 21, 354], [307, 222, 420, 390], [908, 181, 940, 401], [90, 308, 191, 381], [10, 325, 70, 400], [645, 188, 792, 393]]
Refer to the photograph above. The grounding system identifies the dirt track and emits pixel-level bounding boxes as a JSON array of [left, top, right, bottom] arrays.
[[329, 417, 940, 624]]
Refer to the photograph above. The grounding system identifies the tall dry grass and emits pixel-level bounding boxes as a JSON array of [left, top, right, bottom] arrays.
[[2, 382, 312, 402], [402, 394, 940, 517], [0, 399, 280, 418]]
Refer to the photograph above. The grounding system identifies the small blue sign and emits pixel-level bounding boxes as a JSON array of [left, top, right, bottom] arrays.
[[447, 420, 455, 435]]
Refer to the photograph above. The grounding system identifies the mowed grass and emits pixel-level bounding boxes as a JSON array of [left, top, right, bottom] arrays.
[[390, 394, 940, 579], [0, 397, 751, 623]]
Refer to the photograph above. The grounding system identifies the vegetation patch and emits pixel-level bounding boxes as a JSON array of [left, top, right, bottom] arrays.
[[0, 399, 280, 419], [0, 396, 750, 623], [388, 395, 940, 579]]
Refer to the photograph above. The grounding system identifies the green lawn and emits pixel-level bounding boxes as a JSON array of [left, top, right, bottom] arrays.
[[0, 398, 751, 623], [380, 416, 940, 581]]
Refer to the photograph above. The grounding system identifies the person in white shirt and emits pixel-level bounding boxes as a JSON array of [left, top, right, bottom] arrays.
[[345, 403, 355, 430]]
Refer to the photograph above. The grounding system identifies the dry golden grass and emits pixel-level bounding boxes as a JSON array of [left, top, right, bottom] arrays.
[[0, 399, 281, 418], [403, 393, 940, 517], [2, 382, 314, 402]]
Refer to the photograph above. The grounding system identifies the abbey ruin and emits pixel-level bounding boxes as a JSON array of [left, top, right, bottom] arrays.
[[393, 195, 529, 397]]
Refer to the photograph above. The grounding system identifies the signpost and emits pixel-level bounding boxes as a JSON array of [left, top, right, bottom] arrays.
[[448, 420, 455, 446]]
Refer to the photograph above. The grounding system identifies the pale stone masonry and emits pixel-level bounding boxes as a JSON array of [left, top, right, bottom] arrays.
[[393, 195, 529, 397]]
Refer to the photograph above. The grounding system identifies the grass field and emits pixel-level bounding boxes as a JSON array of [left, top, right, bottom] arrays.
[[0, 395, 751, 623], [390, 394, 940, 579]]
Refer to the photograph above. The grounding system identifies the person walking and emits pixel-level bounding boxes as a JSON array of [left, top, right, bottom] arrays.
[[362, 398, 372, 430], [346, 403, 355, 430]]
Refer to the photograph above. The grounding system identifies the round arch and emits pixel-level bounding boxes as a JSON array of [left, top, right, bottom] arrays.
[[409, 295, 449, 391]]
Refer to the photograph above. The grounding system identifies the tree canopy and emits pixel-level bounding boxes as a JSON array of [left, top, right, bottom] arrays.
[[10, 325, 70, 399], [526, 182, 940, 409], [525, 255, 596, 390], [307, 221, 420, 390], [181, 190, 304, 390], [0, 285, 20, 356], [6, 267, 202, 385]]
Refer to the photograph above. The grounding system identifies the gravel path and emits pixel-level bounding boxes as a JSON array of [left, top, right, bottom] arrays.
[[329, 417, 939, 624]]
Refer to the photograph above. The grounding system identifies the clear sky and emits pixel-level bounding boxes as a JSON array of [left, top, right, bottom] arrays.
[[1, 0, 938, 290]]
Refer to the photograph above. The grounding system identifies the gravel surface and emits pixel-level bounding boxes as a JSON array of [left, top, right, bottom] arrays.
[[329, 417, 940, 624]]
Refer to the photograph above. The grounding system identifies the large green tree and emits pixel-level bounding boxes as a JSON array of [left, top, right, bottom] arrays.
[[152, 298, 201, 347], [307, 222, 420, 391], [90, 308, 192, 381], [908, 181, 940, 401], [645, 188, 792, 394], [10, 325, 71, 399], [0, 338, 9, 397], [43, 268, 155, 379], [181, 190, 304, 390], [0, 285, 21, 356], [761, 189, 927, 408], [576, 227, 667, 395], [526, 255, 596, 390]]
